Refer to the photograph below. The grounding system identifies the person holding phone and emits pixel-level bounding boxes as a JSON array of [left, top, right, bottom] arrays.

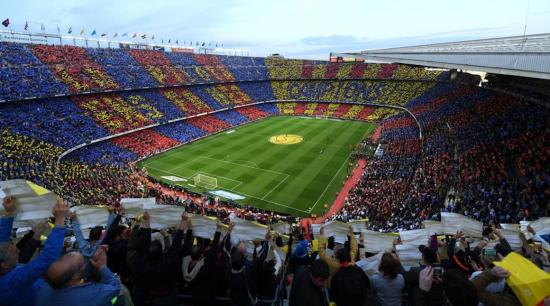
[[401, 245, 445, 306]]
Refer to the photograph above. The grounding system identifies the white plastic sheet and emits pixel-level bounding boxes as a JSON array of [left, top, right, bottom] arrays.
[[72, 205, 109, 229], [396, 244, 422, 269], [189, 214, 220, 239], [314, 220, 352, 244], [349, 219, 368, 233], [271, 221, 291, 235], [500, 224, 520, 230], [233, 218, 268, 241], [356, 252, 383, 277], [120, 198, 156, 217], [0, 180, 56, 221], [147, 205, 186, 229], [528, 218, 550, 235], [422, 220, 443, 235], [361, 230, 395, 253], [441, 212, 483, 237], [13, 193, 57, 221], [399, 229, 429, 247], [0, 179, 36, 198], [501, 229, 522, 249]]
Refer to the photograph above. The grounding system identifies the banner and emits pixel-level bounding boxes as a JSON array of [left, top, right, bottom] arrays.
[[441, 212, 483, 237], [0, 179, 36, 198], [312, 220, 351, 244], [422, 220, 443, 235], [120, 197, 156, 217], [501, 228, 522, 249], [147, 205, 186, 229], [526, 218, 550, 236], [72, 205, 109, 229], [399, 229, 429, 246], [349, 219, 368, 233], [356, 252, 383, 276], [396, 243, 422, 269], [232, 218, 268, 241], [189, 214, 223, 239], [271, 221, 291, 235], [500, 223, 520, 230], [361, 230, 395, 253], [0, 180, 56, 221]]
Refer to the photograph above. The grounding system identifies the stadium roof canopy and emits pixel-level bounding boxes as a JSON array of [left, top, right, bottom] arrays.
[[331, 33, 550, 80]]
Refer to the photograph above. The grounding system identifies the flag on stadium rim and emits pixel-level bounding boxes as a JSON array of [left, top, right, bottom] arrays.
[[113, 33, 118, 38], [176, 40, 179, 44], [80, 28, 85, 35], [132, 33, 137, 38], [101, 33, 107, 37], [168, 39, 171, 43], [67, 27, 72, 34], [24, 21, 28, 31], [151, 35, 155, 40], [141, 34, 146, 39], [56, 25, 60, 34], [122, 32, 128, 37], [91, 30, 96, 36], [41, 23, 45, 31], [2, 18, 9, 27]]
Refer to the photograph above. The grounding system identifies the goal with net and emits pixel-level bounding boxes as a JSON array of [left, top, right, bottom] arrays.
[[193, 174, 218, 189]]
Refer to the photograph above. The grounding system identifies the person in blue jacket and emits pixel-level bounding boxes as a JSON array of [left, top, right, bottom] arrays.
[[36, 245, 121, 306], [0, 195, 69, 306], [70, 207, 116, 260]]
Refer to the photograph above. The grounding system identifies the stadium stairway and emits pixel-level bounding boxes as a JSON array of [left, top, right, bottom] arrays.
[[301, 158, 367, 225]]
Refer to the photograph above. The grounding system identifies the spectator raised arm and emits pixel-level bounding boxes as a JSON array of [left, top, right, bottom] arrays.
[[0, 197, 68, 306]]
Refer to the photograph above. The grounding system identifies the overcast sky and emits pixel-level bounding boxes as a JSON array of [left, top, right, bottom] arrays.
[[1, 0, 549, 59]]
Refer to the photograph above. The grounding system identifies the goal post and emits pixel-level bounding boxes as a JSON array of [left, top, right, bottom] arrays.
[[193, 174, 218, 189]]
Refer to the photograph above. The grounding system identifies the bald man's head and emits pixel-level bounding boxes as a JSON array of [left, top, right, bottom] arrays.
[[46, 252, 86, 289]]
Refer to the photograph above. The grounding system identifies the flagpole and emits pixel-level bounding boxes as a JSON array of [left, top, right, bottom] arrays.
[[57, 24, 62, 45]]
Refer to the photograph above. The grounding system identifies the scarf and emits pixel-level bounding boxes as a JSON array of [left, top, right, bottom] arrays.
[[182, 255, 205, 282]]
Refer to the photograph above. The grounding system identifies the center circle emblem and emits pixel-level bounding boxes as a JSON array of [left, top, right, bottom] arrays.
[[269, 134, 303, 145]]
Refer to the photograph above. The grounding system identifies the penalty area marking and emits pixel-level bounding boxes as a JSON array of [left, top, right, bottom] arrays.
[[230, 160, 259, 168]]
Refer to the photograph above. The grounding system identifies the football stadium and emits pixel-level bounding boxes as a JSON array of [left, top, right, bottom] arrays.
[[0, 1, 550, 306]]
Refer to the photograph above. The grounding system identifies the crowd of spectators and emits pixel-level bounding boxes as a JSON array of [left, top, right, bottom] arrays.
[[2, 195, 548, 306], [333, 83, 550, 231], [0, 42, 68, 101], [1, 41, 448, 104], [30, 44, 119, 93]]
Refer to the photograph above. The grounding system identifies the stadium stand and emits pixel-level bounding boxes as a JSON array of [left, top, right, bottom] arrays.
[[0, 40, 549, 306]]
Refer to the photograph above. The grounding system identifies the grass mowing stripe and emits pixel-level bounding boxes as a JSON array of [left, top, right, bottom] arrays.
[[138, 116, 375, 216]]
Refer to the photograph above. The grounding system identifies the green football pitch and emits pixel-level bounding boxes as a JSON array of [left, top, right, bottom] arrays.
[[138, 116, 375, 217]]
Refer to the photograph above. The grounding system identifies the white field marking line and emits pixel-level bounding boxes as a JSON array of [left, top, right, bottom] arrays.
[[145, 165, 193, 180], [146, 164, 243, 190], [189, 171, 242, 190], [199, 156, 290, 177], [309, 151, 354, 212], [194, 171, 242, 184], [231, 160, 259, 168], [308, 123, 373, 211], [216, 186, 307, 213], [261, 175, 290, 200]]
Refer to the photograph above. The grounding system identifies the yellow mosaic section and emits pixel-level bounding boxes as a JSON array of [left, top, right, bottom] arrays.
[[269, 134, 304, 145]]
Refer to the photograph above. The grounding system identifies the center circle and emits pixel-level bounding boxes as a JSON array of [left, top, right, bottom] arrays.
[[269, 134, 303, 145]]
